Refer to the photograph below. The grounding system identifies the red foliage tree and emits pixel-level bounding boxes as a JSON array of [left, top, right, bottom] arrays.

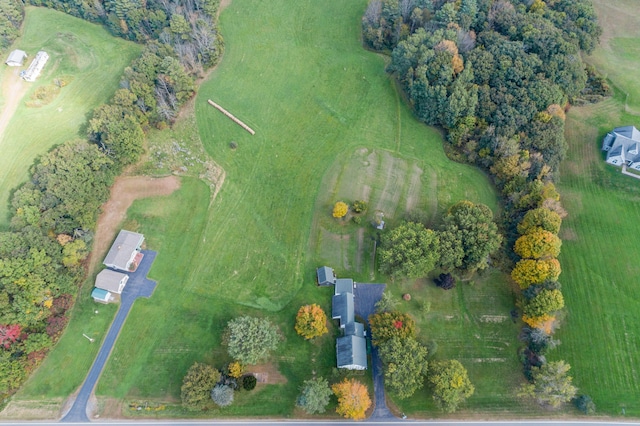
[[0, 324, 22, 348]]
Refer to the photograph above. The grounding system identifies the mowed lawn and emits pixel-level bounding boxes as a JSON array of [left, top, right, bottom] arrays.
[[16, 0, 519, 418], [554, 0, 640, 415], [0, 7, 140, 227]]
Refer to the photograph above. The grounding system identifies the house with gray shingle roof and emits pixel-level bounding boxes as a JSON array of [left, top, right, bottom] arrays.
[[95, 269, 129, 294], [329, 270, 367, 370], [337, 334, 367, 370], [104, 230, 144, 272], [602, 126, 640, 170], [332, 292, 354, 328], [316, 266, 336, 286]]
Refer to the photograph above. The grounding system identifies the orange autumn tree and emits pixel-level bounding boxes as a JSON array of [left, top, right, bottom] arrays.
[[295, 304, 328, 339], [332, 378, 372, 420]]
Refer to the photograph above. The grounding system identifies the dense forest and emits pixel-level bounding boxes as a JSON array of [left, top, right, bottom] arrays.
[[0, 0, 222, 396], [362, 0, 605, 401]]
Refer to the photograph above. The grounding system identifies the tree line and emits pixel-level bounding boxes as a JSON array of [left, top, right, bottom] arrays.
[[0, 0, 222, 397], [363, 0, 601, 411], [0, 0, 23, 54]]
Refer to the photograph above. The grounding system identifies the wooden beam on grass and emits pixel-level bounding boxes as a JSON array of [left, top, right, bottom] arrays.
[[207, 99, 255, 135]]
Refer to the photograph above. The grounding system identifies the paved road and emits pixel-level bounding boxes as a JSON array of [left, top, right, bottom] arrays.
[[60, 250, 158, 423], [33, 420, 640, 425], [354, 283, 391, 420]]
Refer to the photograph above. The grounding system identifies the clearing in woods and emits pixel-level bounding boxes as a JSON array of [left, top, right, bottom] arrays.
[[0, 7, 140, 228]]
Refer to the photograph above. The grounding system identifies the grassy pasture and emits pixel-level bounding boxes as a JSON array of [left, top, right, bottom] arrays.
[[0, 7, 140, 227], [552, 0, 640, 415], [15, 0, 522, 419]]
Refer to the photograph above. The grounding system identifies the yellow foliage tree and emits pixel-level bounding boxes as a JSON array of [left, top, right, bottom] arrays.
[[332, 378, 372, 420], [332, 201, 348, 218], [547, 104, 566, 121], [228, 361, 244, 379], [511, 258, 561, 288], [522, 314, 556, 334], [295, 304, 328, 339], [514, 230, 561, 259]]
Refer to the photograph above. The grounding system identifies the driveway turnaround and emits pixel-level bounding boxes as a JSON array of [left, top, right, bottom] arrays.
[[354, 283, 395, 420], [60, 250, 158, 423]]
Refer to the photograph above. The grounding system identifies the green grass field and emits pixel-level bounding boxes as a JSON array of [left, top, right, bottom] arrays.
[[0, 7, 140, 227], [12, 0, 531, 419], [552, 0, 640, 416]]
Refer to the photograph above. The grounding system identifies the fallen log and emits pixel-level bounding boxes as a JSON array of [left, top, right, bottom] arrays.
[[207, 99, 255, 135]]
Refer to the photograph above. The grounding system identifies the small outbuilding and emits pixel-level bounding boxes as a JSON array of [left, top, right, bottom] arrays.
[[316, 266, 336, 286], [5, 49, 27, 67], [22, 51, 48, 82], [91, 288, 113, 304], [104, 230, 144, 272], [95, 269, 129, 294]]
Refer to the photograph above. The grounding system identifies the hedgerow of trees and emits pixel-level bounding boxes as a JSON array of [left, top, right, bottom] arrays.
[[0, 0, 223, 397], [363, 0, 601, 408]]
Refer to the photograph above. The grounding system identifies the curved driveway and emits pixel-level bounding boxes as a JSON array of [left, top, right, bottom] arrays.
[[60, 250, 158, 422]]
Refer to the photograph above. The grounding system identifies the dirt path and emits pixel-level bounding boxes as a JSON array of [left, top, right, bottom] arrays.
[[87, 176, 181, 273], [0, 68, 29, 140]]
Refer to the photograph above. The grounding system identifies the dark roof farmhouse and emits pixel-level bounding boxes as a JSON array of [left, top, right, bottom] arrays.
[[602, 126, 640, 170], [103, 230, 144, 271], [320, 267, 367, 371]]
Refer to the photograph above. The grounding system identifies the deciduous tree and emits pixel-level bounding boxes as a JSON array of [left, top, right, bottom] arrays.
[[428, 360, 475, 413], [225, 316, 280, 365], [514, 230, 562, 259], [511, 258, 561, 288], [523, 289, 564, 318], [518, 207, 562, 236], [332, 201, 348, 218], [368, 311, 416, 346], [378, 336, 428, 399], [295, 304, 328, 340], [181, 362, 221, 411], [332, 378, 372, 420], [296, 377, 332, 414], [518, 361, 577, 408], [438, 201, 502, 273], [378, 221, 440, 279]]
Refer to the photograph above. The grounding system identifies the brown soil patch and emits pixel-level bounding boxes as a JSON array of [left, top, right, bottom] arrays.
[[247, 362, 287, 385], [87, 175, 181, 272], [219, 0, 232, 12], [0, 67, 29, 139]]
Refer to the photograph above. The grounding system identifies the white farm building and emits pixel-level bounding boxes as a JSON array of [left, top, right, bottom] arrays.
[[5, 49, 27, 66], [22, 51, 49, 82]]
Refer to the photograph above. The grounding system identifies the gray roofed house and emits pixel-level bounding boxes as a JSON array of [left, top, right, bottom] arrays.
[[104, 230, 144, 272], [336, 334, 367, 370], [332, 292, 354, 328], [5, 49, 27, 66], [334, 278, 354, 295], [316, 266, 336, 286], [95, 269, 129, 294], [602, 126, 640, 170], [344, 321, 365, 338]]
